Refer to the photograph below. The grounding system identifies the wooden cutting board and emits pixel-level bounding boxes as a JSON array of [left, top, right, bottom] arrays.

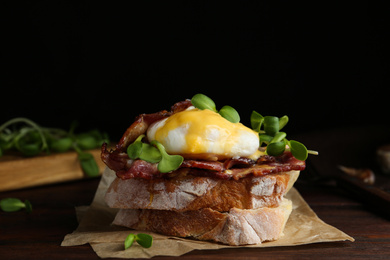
[[0, 149, 106, 192]]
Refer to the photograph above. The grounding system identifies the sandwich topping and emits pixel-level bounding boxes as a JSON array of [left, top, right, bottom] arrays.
[[101, 94, 309, 180], [146, 107, 260, 160]]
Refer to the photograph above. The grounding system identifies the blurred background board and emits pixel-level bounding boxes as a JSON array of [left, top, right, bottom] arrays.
[[0, 149, 105, 192]]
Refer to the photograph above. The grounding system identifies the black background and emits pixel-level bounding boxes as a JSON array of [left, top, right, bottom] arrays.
[[2, 1, 389, 141]]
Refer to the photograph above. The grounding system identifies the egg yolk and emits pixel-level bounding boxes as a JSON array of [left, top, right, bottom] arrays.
[[146, 108, 260, 160]]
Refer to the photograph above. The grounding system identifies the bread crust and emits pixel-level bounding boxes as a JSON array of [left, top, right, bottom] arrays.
[[113, 198, 292, 245], [105, 171, 299, 212]]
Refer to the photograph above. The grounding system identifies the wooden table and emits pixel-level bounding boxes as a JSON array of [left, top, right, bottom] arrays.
[[1, 176, 389, 259], [2, 126, 390, 259]]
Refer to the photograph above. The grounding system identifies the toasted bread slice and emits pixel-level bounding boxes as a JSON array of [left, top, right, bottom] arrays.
[[112, 198, 292, 245], [105, 171, 299, 212]]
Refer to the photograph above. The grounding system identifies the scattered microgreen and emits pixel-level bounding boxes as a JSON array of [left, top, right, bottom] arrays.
[[0, 118, 49, 156], [263, 116, 279, 136], [266, 141, 286, 157], [278, 115, 289, 130], [76, 134, 99, 150], [151, 140, 184, 173], [135, 233, 153, 248], [139, 143, 162, 163], [76, 149, 100, 177], [259, 134, 273, 146], [124, 233, 153, 250], [124, 233, 135, 249], [250, 111, 264, 132], [0, 198, 32, 213], [51, 137, 73, 153], [191, 93, 240, 123], [127, 135, 162, 163], [127, 135, 145, 159], [0, 118, 109, 177], [251, 111, 311, 160], [191, 93, 217, 112], [219, 105, 240, 123], [127, 137, 183, 173], [190, 94, 315, 160], [288, 140, 308, 161], [251, 111, 310, 158]]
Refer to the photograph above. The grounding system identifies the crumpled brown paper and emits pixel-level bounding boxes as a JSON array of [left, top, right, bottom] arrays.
[[61, 167, 354, 258]]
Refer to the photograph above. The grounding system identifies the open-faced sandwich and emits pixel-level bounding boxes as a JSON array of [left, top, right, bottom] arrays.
[[101, 94, 310, 246]]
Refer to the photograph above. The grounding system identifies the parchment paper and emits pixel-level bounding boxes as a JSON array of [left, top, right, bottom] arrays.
[[61, 167, 354, 258]]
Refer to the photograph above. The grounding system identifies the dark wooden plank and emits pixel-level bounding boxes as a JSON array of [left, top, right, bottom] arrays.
[[1, 170, 390, 259]]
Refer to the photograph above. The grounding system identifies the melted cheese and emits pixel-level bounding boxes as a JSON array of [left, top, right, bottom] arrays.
[[147, 108, 260, 160]]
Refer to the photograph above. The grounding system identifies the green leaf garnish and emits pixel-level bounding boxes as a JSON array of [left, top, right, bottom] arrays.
[[77, 151, 100, 177], [247, 105, 313, 160], [259, 134, 273, 146], [152, 141, 184, 173], [219, 105, 240, 123], [191, 94, 240, 123], [191, 93, 217, 112], [76, 134, 99, 150], [139, 143, 162, 163], [0, 118, 108, 177], [289, 140, 308, 161], [50, 137, 73, 152], [278, 116, 289, 131], [135, 233, 153, 248], [124, 233, 153, 250], [270, 132, 286, 143], [127, 134, 162, 163], [263, 116, 279, 136], [124, 233, 135, 249], [0, 198, 32, 213], [127, 136, 183, 173], [251, 111, 264, 132], [266, 141, 286, 157], [127, 135, 145, 159]]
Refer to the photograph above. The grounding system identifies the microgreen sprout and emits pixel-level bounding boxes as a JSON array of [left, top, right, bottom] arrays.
[[0, 118, 109, 177], [191, 93, 240, 123], [219, 105, 240, 124], [191, 94, 314, 160], [127, 135, 162, 163], [127, 137, 183, 173], [151, 140, 184, 173], [0, 198, 32, 213], [251, 111, 310, 160], [0, 118, 49, 156], [191, 93, 217, 112], [75, 147, 100, 177], [127, 135, 145, 159], [250, 111, 264, 132], [288, 140, 308, 161], [124, 233, 153, 250]]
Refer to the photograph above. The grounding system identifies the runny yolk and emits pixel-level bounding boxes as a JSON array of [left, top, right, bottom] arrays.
[[152, 108, 260, 158]]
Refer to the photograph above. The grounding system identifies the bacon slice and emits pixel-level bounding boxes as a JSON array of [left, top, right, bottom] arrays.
[[102, 146, 305, 180], [101, 99, 305, 180], [115, 99, 193, 151]]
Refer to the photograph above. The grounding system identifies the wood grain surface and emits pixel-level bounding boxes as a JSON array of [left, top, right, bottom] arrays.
[[0, 149, 105, 192], [1, 177, 389, 259]]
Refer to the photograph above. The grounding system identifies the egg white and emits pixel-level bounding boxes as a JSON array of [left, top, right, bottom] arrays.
[[147, 108, 260, 160]]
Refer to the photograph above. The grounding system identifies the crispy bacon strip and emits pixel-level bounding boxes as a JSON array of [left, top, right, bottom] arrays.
[[101, 99, 305, 180], [101, 99, 193, 170], [102, 147, 305, 180], [115, 99, 193, 151]]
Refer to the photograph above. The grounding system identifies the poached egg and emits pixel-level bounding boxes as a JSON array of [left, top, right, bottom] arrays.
[[147, 107, 260, 160]]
